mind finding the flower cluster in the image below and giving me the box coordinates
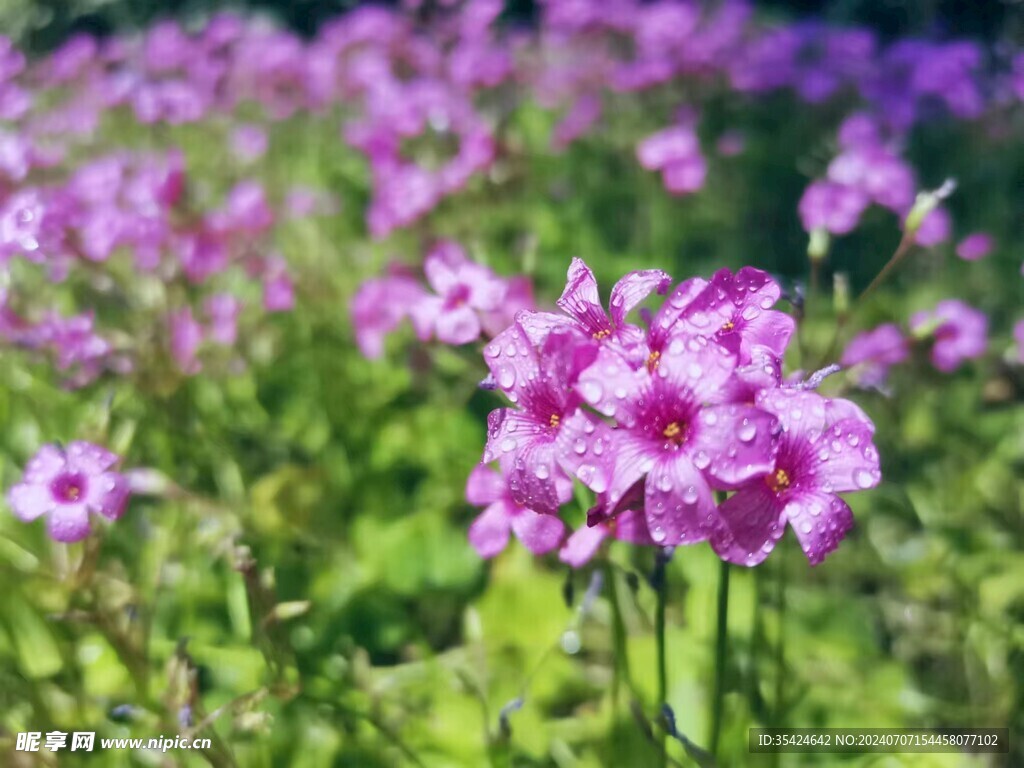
[469,259,882,567]
[0,148,296,385]
[841,298,988,388]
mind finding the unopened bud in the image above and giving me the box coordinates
[904,178,956,236]
[833,272,850,316]
[808,228,830,261]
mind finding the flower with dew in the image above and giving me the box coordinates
[466,464,566,559]
[574,333,779,545]
[520,257,671,364]
[711,388,880,566]
[7,442,130,542]
[419,241,508,345]
[482,321,612,514]
[909,299,987,373]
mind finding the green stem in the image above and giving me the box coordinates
[773,555,788,728]
[653,550,670,766]
[710,559,731,759]
[605,562,633,719]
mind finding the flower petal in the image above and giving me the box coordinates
[692,403,779,489]
[644,454,715,545]
[466,464,505,506]
[604,431,657,509]
[483,408,546,464]
[611,508,653,545]
[812,418,881,493]
[468,501,513,559]
[66,441,117,474]
[783,491,853,565]
[7,483,55,521]
[47,502,91,542]
[608,269,671,327]
[559,524,608,568]
[435,304,481,345]
[23,445,67,484]
[557,258,608,333]
[576,346,646,426]
[554,408,615,494]
[710,482,785,566]
[511,510,565,555]
[88,472,130,520]
[500,436,569,516]
[657,334,737,405]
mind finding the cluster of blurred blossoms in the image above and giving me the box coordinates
[467,259,881,568]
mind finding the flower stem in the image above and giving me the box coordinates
[652,549,671,766]
[709,559,731,759]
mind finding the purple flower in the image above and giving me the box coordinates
[798,180,869,235]
[841,323,909,388]
[351,269,433,359]
[230,124,268,163]
[711,389,880,566]
[170,307,203,374]
[466,464,565,559]
[911,207,951,247]
[205,294,241,346]
[558,509,653,568]
[672,267,795,364]
[420,242,507,345]
[576,335,779,545]
[482,321,610,514]
[955,232,993,261]
[637,124,706,195]
[522,258,670,363]
[7,442,130,542]
[910,299,987,372]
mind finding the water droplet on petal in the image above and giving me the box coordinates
[694,451,710,469]
[574,440,587,455]
[853,468,875,489]
[683,485,698,504]
[738,419,757,443]
[535,465,550,480]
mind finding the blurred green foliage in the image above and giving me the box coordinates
[0,15,1023,768]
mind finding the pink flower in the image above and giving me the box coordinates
[955,232,993,261]
[798,180,869,235]
[912,207,951,247]
[420,242,507,345]
[170,307,203,374]
[910,299,987,372]
[466,464,565,559]
[711,389,880,566]
[575,335,779,545]
[841,323,909,388]
[559,509,653,567]
[7,442,130,542]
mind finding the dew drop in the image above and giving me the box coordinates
[853,468,875,489]
[738,419,757,443]
[535,465,550,480]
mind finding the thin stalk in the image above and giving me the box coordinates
[652,549,671,767]
[709,559,731,759]
[773,554,788,727]
[605,562,633,719]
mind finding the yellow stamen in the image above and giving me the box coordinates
[592,328,612,340]
[766,468,790,493]
[663,422,682,439]
[721,320,735,332]
[549,413,561,428]
[647,350,661,371]
[67,486,80,500]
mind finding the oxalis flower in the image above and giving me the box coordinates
[482,321,612,515]
[710,389,880,566]
[575,334,779,545]
[7,442,130,542]
[466,464,566,559]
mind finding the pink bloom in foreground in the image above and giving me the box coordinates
[711,389,880,566]
[7,442,130,542]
